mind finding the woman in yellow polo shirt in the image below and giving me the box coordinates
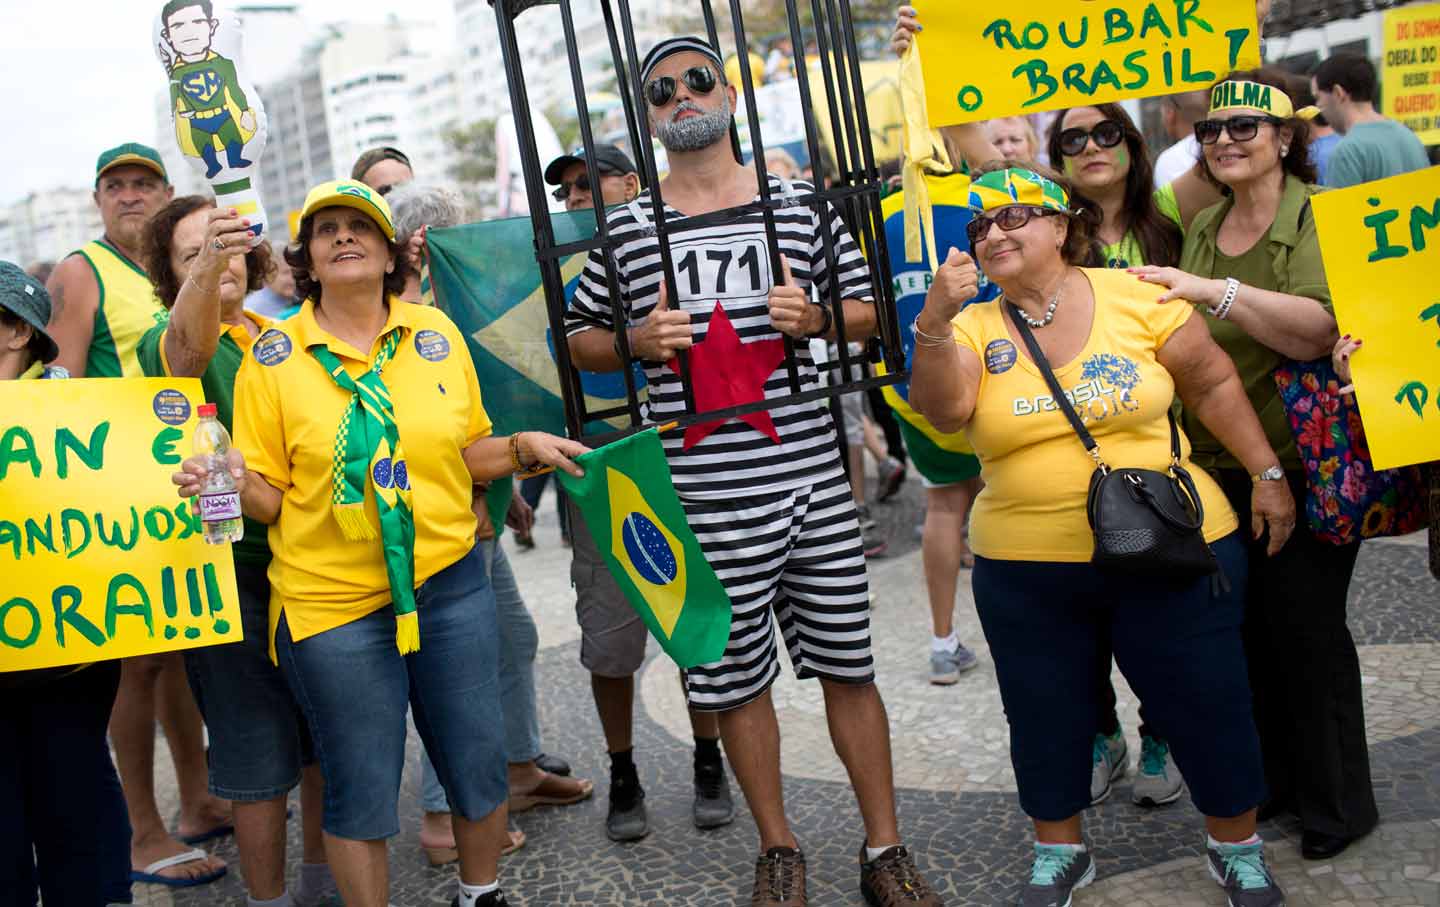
[909,166,1295,907]
[173,181,585,907]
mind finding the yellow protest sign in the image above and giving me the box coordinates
[916,0,1261,126]
[1312,166,1440,470]
[0,378,241,672]
[1383,3,1440,145]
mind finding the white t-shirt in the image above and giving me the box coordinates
[1152,135,1201,188]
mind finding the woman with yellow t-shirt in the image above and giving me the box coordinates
[173,180,586,907]
[909,166,1296,907]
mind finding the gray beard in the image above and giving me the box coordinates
[655,97,733,153]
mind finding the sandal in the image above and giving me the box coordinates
[421,828,526,866]
[508,772,594,813]
[131,848,227,888]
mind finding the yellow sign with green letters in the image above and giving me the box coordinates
[1311,166,1440,470]
[915,0,1261,126]
[0,378,241,672]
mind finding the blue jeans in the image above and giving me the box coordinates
[277,545,508,840]
[420,538,540,812]
[972,533,1266,822]
[0,660,133,906]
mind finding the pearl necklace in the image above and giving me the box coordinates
[1009,281,1063,329]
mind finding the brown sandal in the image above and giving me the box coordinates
[421,828,526,866]
[507,772,594,814]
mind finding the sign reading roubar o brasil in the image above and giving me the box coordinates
[1383,3,1440,145]
[0,378,241,672]
[916,0,1262,126]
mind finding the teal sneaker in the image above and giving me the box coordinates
[1016,843,1094,907]
[1132,735,1184,807]
[1206,838,1285,907]
[1089,730,1127,806]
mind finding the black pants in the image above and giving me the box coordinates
[0,660,132,906]
[1218,469,1378,838]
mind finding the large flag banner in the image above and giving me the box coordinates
[427,210,647,440]
[556,429,731,669]
[915,0,1260,126]
[877,172,998,465]
[1,378,242,672]
[1382,3,1440,145]
[1311,165,1440,470]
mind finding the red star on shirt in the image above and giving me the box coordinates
[667,302,787,451]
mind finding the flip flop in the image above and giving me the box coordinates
[508,772,594,813]
[178,822,234,846]
[421,827,526,866]
[131,848,227,887]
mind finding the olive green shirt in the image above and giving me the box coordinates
[1178,175,1332,472]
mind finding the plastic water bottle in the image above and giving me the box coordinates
[194,403,244,545]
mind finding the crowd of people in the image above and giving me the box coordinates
[3,6,1438,907]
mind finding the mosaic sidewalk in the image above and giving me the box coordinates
[144,473,1440,906]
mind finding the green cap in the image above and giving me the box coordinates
[95,143,168,187]
[0,262,60,363]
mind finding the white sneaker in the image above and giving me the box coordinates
[1089,730,1128,806]
[1132,735,1185,806]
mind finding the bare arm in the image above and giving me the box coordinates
[906,249,983,433]
[164,208,255,378]
[1157,313,1295,555]
[172,449,282,524]
[1170,165,1223,232]
[44,255,98,375]
[462,432,589,483]
[1131,267,1339,361]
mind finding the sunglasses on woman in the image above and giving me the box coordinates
[1193,115,1284,145]
[645,66,718,107]
[1056,119,1125,157]
[966,205,1059,247]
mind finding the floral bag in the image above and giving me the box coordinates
[1274,359,1428,545]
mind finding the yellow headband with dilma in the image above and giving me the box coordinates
[1209,80,1319,120]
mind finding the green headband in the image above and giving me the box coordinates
[968,167,1071,214]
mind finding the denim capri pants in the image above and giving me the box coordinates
[276,544,508,840]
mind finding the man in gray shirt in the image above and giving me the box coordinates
[1312,53,1431,188]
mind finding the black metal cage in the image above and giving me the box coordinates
[489,0,907,442]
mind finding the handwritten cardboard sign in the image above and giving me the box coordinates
[916,0,1261,126]
[1383,3,1440,145]
[0,378,241,672]
[1312,166,1440,470]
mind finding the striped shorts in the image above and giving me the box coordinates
[680,470,875,711]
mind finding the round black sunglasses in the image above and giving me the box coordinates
[645,66,718,107]
[1057,120,1125,157]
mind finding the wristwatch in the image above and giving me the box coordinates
[1251,465,1285,483]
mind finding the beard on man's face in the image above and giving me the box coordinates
[654,94,733,153]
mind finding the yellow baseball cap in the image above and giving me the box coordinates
[299,180,397,241]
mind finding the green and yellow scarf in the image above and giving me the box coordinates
[309,329,420,654]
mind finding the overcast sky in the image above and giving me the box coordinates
[0,0,455,207]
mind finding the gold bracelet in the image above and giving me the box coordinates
[187,275,219,295]
[508,433,525,472]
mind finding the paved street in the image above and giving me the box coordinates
[142,471,1440,906]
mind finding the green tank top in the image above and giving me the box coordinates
[72,240,166,378]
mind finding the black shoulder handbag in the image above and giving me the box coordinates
[1008,304,1219,579]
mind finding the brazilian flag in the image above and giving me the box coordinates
[427,210,649,533]
[556,429,731,669]
[877,172,1000,481]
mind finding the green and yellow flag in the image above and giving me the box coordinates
[556,429,731,669]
